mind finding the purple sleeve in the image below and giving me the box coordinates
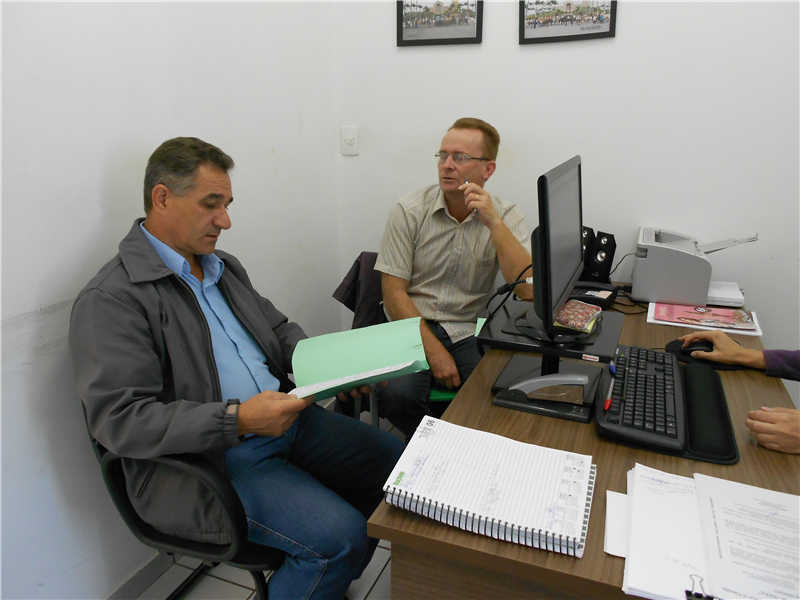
[763,349,800,382]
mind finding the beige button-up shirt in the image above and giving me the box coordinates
[376,185,529,344]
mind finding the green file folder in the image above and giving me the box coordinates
[291,317,429,400]
[476,318,486,336]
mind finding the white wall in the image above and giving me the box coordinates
[3,3,342,598]
[2,2,798,598]
[2,1,342,331]
[331,0,799,393]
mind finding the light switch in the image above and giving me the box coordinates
[341,125,359,156]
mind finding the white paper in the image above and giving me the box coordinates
[707,281,745,307]
[623,464,710,600]
[694,473,800,600]
[625,469,635,558]
[289,361,414,399]
[604,490,628,558]
[621,469,636,591]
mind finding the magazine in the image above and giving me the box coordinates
[647,302,762,337]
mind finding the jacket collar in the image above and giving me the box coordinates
[119,218,224,284]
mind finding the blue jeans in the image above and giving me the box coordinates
[225,404,405,600]
[376,322,483,440]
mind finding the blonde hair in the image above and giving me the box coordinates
[449,118,500,160]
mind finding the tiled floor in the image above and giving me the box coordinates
[136,540,392,600]
[136,407,401,600]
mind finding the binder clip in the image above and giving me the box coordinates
[685,574,716,600]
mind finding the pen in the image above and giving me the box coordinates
[603,362,616,411]
[465,179,477,214]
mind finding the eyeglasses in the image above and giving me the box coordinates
[435,152,491,165]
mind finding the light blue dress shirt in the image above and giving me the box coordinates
[140,224,280,404]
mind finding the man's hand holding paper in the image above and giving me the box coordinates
[237,391,314,437]
[335,384,374,404]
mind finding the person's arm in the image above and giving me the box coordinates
[71,282,311,457]
[461,182,533,299]
[746,407,800,454]
[678,330,767,369]
[70,288,238,458]
[679,331,800,454]
[762,349,800,382]
[382,273,461,388]
[375,201,461,388]
[488,220,533,300]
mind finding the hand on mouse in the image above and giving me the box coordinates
[678,330,767,369]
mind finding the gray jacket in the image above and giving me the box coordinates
[69,219,306,543]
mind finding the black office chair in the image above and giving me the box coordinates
[88,433,285,600]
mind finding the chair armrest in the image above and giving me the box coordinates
[99,449,248,562]
[155,453,249,542]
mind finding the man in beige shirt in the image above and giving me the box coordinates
[375,118,533,439]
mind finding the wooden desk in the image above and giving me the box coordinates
[368,312,799,599]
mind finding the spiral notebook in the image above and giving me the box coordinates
[382,417,597,557]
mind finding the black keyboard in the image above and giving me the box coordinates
[595,345,686,453]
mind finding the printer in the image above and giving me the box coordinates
[630,227,757,306]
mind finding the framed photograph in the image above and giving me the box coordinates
[519,1,616,45]
[398,1,483,47]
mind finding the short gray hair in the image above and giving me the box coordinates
[143,137,234,212]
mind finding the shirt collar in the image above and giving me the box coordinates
[139,222,224,284]
[433,187,449,214]
[434,186,478,223]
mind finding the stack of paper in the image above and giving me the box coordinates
[608,464,799,600]
[623,465,710,599]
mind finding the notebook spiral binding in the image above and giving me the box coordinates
[385,464,597,558]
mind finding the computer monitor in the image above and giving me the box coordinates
[480,154,625,421]
[520,155,586,343]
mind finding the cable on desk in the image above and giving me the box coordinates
[608,289,648,314]
[609,252,635,278]
[486,264,532,320]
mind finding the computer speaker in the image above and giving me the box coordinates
[581,230,616,284]
[581,227,595,264]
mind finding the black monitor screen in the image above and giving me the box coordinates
[529,155,584,340]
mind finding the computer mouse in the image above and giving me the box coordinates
[684,340,715,354]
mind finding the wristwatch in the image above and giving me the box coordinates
[224,399,242,446]
[226,399,241,417]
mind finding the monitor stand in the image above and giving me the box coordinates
[492,354,602,423]
[479,301,624,422]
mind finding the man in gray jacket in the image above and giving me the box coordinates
[69,137,404,600]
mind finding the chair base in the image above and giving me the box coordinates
[248,569,270,600]
[165,560,272,600]
[166,562,210,600]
